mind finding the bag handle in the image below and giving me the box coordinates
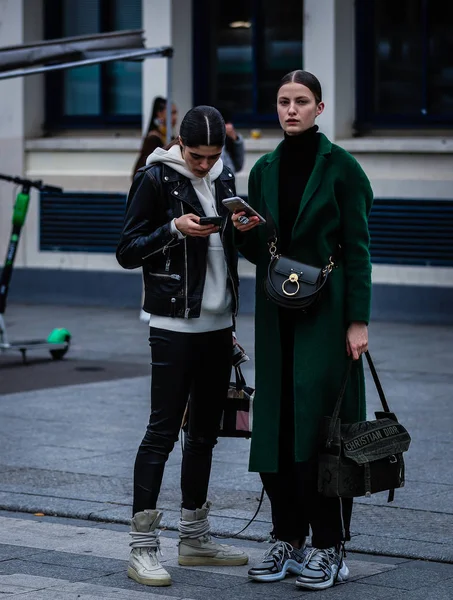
[326,351,391,447]
[364,351,390,412]
[234,364,247,390]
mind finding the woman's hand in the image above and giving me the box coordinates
[346,322,368,360]
[231,211,261,232]
[174,214,219,237]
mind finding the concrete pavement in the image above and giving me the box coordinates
[1,302,453,598]
[4,510,453,600]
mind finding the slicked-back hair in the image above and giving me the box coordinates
[179,105,226,148]
[278,70,322,104]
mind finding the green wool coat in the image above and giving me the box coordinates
[237,133,373,473]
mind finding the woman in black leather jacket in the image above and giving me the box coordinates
[116,106,247,588]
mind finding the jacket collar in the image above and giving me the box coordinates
[161,163,234,183]
[161,164,235,217]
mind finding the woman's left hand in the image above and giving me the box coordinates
[346,322,368,360]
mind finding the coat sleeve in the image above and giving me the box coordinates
[233,161,264,265]
[116,170,179,270]
[337,155,374,325]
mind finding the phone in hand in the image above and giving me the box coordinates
[221,196,266,224]
[199,215,223,227]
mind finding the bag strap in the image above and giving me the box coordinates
[265,206,336,269]
[326,351,391,447]
[265,207,277,244]
[364,351,390,412]
[234,365,246,390]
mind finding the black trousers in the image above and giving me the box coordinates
[133,326,232,515]
[260,310,352,549]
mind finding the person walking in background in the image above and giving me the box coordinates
[132,96,178,179]
[117,105,248,588]
[219,108,245,174]
[232,70,373,591]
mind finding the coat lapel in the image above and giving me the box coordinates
[261,142,283,237]
[292,133,332,237]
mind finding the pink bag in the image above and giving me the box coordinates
[218,366,254,438]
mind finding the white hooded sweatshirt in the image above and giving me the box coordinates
[145,144,232,333]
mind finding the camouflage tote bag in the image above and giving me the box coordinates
[318,352,411,502]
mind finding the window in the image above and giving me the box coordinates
[356,0,453,132]
[193,0,303,126]
[44,0,142,129]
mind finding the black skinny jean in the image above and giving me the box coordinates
[260,310,352,549]
[133,326,233,515]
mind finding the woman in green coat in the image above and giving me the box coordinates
[233,70,373,591]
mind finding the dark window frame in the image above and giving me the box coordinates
[355,0,453,134]
[44,0,141,131]
[192,0,302,128]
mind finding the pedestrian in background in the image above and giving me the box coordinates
[219,108,245,174]
[117,105,248,588]
[233,69,373,591]
[132,96,178,179]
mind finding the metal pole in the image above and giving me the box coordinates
[166,51,174,144]
[0,47,172,80]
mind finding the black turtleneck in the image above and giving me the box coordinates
[278,125,320,254]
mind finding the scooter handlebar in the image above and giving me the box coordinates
[41,184,63,194]
[0,174,63,194]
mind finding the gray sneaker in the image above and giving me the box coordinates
[295,546,349,590]
[248,540,308,582]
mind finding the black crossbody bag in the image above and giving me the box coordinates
[263,210,335,310]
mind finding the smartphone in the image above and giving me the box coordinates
[221,196,266,224]
[199,215,223,227]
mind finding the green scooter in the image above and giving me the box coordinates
[0,174,71,363]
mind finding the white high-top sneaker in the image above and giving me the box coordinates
[128,509,171,586]
[178,501,249,566]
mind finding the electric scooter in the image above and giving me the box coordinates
[0,174,71,364]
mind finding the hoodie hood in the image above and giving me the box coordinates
[146,144,224,183]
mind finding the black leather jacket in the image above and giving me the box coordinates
[116,162,239,319]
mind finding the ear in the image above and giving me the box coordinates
[316,102,325,117]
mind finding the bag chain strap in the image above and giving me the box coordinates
[268,234,335,274]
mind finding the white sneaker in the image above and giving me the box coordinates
[178,502,248,566]
[128,510,171,586]
[295,546,349,590]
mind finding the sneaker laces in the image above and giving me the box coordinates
[303,546,341,577]
[262,540,294,564]
[178,514,211,540]
[129,529,162,555]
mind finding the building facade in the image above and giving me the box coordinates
[0,0,452,322]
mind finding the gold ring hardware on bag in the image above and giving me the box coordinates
[282,272,300,296]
